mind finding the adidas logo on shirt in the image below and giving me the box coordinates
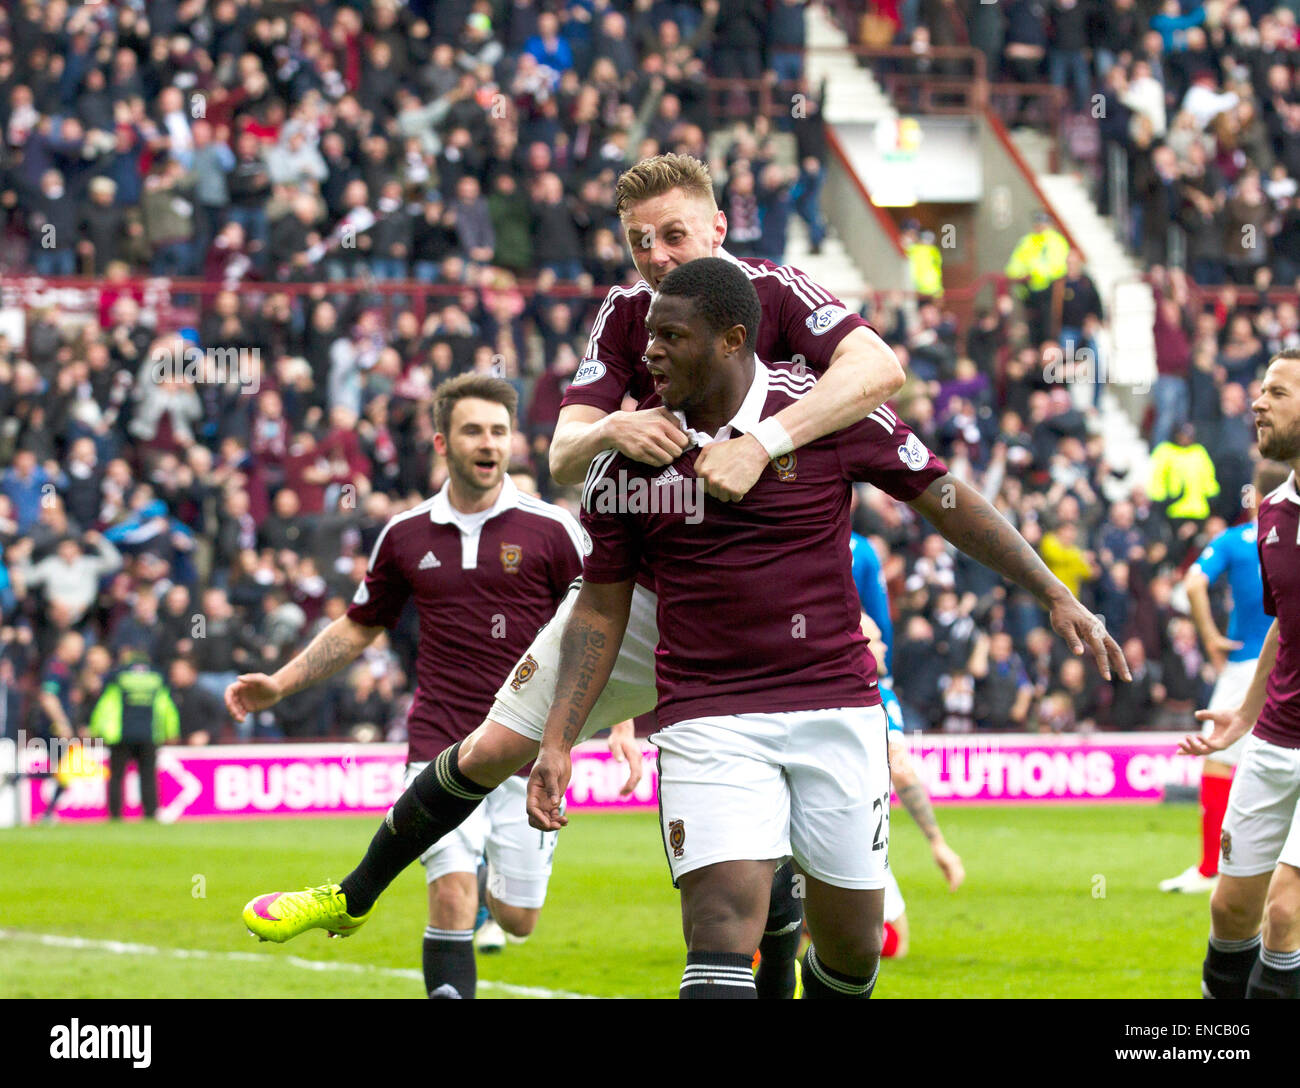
[1265,526,1280,545]
[418,551,441,570]
[654,465,684,486]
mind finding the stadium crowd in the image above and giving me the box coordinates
[0,0,1273,747]
[852,0,1300,287]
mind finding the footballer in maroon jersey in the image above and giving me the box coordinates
[1186,348,1300,1000]
[234,376,627,998]
[529,258,1127,999]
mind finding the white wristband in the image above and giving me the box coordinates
[749,416,794,459]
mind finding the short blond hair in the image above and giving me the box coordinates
[615,153,716,219]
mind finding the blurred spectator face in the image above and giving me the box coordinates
[170,658,197,688]
[56,538,81,565]
[455,176,480,204]
[56,632,85,664]
[526,142,552,173]
[258,390,283,420]
[905,616,933,642]
[70,437,96,466]
[1060,658,1085,690]
[86,645,111,676]
[12,449,36,478]
[344,180,368,208]
[203,587,232,618]
[311,302,337,330]
[273,490,300,518]
[990,633,1013,663]
[1026,627,1052,657]
[165,585,189,615]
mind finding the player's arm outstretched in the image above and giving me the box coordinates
[697,327,905,501]
[224,615,384,717]
[889,734,965,891]
[908,474,1131,682]
[526,577,634,830]
[1182,618,1280,756]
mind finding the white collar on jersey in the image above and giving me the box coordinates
[672,358,772,448]
[1267,472,1300,506]
[428,472,520,532]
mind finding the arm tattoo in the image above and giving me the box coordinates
[897,782,940,841]
[930,482,1058,605]
[282,631,361,696]
[554,614,613,747]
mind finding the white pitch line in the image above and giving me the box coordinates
[0,929,598,1000]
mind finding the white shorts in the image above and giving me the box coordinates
[490,580,659,743]
[402,767,559,909]
[882,868,905,924]
[651,705,891,890]
[1202,659,1260,767]
[1218,736,1300,878]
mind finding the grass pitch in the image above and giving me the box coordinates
[0,804,1211,998]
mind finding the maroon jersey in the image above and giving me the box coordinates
[562,249,872,413]
[348,476,583,761]
[1254,473,1300,748]
[580,360,948,728]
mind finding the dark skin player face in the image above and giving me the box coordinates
[644,293,751,436]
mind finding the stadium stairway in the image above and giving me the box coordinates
[805,3,899,127]
[781,3,896,308]
[783,217,869,313]
[1014,133,1156,491]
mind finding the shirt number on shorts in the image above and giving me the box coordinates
[872,793,890,852]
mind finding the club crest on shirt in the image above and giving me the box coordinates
[668,818,686,858]
[771,452,797,482]
[1220,828,1232,862]
[501,543,523,574]
[509,653,539,691]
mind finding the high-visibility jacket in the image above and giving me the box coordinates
[907,242,943,298]
[88,664,180,746]
[1148,440,1220,519]
[1005,227,1069,291]
[1039,532,1094,598]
